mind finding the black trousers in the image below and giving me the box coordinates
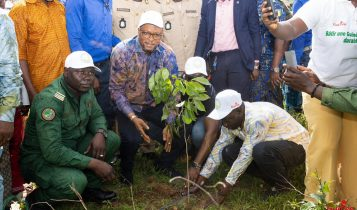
[117,104,185,181]
[208,49,251,101]
[222,140,305,188]
[95,59,116,128]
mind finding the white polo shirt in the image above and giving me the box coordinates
[295,0,357,88]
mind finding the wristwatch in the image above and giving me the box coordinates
[96,128,108,139]
[273,67,280,73]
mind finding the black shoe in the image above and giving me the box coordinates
[82,188,117,202]
[155,165,183,178]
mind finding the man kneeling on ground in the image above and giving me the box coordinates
[191,89,309,207]
[20,51,120,206]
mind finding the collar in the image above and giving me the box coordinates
[25,0,61,5]
[59,75,78,101]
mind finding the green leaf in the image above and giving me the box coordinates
[321,182,330,193]
[193,93,210,101]
[148,74,155,91]
[161,68,170,80]
[161,106,170,121]
[189,81,205,92]
[175,79,185,95]
[193,100,206,112]
[182,109,192,124]
[192,77,210,85]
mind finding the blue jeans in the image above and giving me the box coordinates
[191,117,206,149]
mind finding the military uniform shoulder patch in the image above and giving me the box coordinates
[41,108,56,121]
[54,92,65,101]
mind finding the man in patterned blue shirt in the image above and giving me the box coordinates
[110,10,184,185]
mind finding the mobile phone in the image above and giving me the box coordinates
[265,0,277,21]
[285,50,298,67]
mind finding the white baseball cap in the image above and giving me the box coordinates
[65,51,101,72]
[208,89,243,120]
[138,10,163,28]
[185,56,208,76]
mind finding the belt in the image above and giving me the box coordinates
[303,46,312,52]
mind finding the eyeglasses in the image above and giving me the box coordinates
[140,30,163,40]
[74,70,95,77]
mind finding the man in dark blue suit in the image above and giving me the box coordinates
[194,0,261,101]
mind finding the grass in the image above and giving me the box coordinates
[54,110,307,210]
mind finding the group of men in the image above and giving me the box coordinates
[1,0,357,209]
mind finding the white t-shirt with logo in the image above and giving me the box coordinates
[295,0,357,88]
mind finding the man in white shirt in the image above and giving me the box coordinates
[261,0,357,205]
[191,89,309,206]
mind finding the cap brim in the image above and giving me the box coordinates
[207,108,232,120]
[93,66,102,73]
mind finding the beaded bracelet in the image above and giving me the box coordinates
[311,83,321,98]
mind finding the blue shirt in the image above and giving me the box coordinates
[292,0,312,64]
[110,37,178,117]
[65,0,120,63]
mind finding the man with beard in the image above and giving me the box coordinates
[20,51,120,206]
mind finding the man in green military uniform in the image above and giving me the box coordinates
[20,51,120,205]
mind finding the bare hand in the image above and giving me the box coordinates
[282,65,316,94]
[163,125,172,152]
[85,133,106,160]
[270,71,283,88]
[132,117,151,143]
[0,121,14,146]
[87,159,115,182]
[187,166,200,183]
[261,1,279,31]
[93,77,100,95]
[182,175,207,195]
[250,68,259,81]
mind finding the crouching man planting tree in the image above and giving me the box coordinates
[190,89,310,207]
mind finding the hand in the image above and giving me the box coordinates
[261,1,279,31]
[282,65,316,94]
[132,117,151,143]
[0,121,14,146]
[85,133,106,160]
[187,166,200,183]
[270,71,283,88]
[163,125,172,152]
[93,77,100,95]
[87,158,115,182]
[295,65,322,84]
[182,175,207,196]
[250,68,259,81]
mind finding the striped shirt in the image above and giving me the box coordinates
[200,102,309,185]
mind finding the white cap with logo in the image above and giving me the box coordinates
[208,89,243,120]
[184,56,208,76]
[65,51,101,72]
[138,10,164,28]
